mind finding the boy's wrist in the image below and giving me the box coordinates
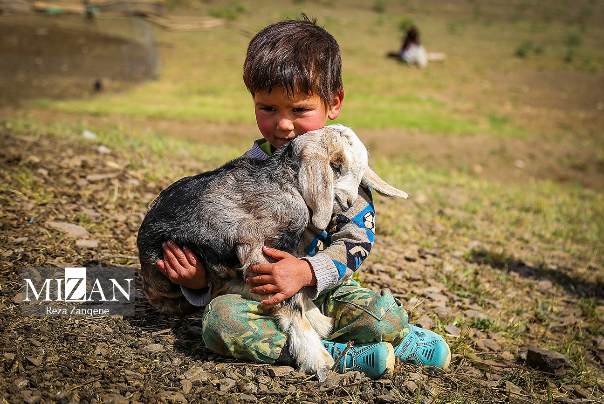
[304,259,317,287]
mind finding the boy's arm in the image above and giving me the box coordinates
[301,186,375,299]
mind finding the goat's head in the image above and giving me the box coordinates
[295,124,408,230]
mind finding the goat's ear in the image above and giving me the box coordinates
[298,143,335,231]
[362,166,409,199]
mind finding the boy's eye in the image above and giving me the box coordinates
[293,107,308,113]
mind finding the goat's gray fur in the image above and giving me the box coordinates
[137,124,408,373]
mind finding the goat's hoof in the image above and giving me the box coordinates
[299,350,334,374]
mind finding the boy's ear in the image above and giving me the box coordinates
[327,90,344,120]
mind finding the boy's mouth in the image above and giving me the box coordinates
[276,136,295,144]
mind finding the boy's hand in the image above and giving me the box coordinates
[157,241,207,290]
[246,246,317,306]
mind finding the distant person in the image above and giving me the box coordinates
[399,26,428,69]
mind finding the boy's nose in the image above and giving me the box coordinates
[277,117,294,131]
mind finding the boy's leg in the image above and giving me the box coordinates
[202,294,287,364]
[315,279,410,345]
[201,293,395,378]
[316,279,450,369]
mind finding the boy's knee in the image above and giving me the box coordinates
[201,294,287,363]
[202,294,247,335]
[367,313,409,343]
[201,294,255,356]
[331,290,409,343]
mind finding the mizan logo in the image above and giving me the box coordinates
[21,267,134,316]
[24,267,133,302]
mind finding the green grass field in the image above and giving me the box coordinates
[27,0,604,136]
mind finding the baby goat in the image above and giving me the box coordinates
[137,124,408,373]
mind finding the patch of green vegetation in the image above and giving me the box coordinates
[471,317,499,332]
[447,19,467,34]
[398,16,415,34]
[209,2,247,20]
[372,0,386,14]
[515,40,535,57]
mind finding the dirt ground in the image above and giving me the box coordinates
[1,125,603,404]
[0,14,158,107]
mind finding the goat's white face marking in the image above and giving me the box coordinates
[329,124,369,210]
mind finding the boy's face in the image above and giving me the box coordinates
[253,87,343,150]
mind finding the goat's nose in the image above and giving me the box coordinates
[345,196,353,210]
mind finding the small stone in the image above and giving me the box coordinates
[564,385,590,399]
[376,393,399,403]
[433,306,455,318]
[123,370,144,381]
[403,380,418,393]
[239,382,257,395]
[95,343,108,355]
[500,351,515,361]
[267,365,294,377]
[80,207,102,218]
[141,343,164,354]
[408,372,426,383]
[159,391,187,403]
[445,324,461,336]
[46,221,89,239]
[464,309,488,320]
[526,346,571,375]
[182,367,211,382]
[83,130,98,139]
[101,393,129,404]
[426,293,448,303]
[218,378,236,392]
[76,239,99,248]
[181,379,192,394]
[536,280,553,292]
[417,314,434,330]
[505,381,522,395]
[20,390,41,404]
[97,145,112,154]
[482,339,502,352]
[26,356,42,367]
[86,173,118,182]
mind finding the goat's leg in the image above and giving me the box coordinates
[302,295,333,339]
[235,240,334,373]
[275,294,334,373]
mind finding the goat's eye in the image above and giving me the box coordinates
[331,163,342,174]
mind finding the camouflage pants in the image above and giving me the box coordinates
[201,279,410,364]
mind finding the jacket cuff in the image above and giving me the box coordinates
[302,254,339,299]
[180,285,213,307]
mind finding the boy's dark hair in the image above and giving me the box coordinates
[243,15,342,107]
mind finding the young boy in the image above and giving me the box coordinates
[156,16,450,379]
